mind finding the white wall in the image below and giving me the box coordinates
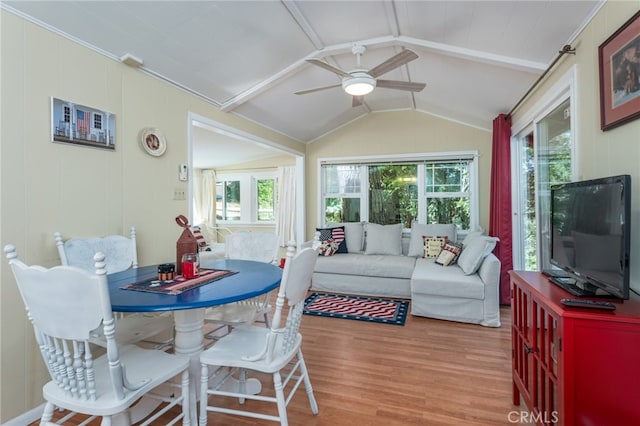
[0,10,303,422]
[304,110,493,239]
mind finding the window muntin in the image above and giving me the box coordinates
[320,154,477,230]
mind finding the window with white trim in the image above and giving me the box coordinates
[320,152,478,231]
[216,172,277,224]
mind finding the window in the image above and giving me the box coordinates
[216,172,277,224]
[514,100,573,271]
[256,178,275,222]
[216,180,241,221]
[320,153,478,230]
[63,106,70,123]
[425,162,470,229]
[93,113,102,130]
[323,165,362,224]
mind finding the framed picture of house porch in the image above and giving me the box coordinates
[599,10,640,131]
[51,97,116,150]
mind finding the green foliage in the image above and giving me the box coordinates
[368,165,417,227]
[257,179,275,221]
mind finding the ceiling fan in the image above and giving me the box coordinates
[295,45,426,107]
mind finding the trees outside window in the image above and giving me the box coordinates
[320,154,477,230]
[216,173,277,224]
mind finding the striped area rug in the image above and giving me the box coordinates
[303,292,408,326]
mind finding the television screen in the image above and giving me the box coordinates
[550,175,631,299]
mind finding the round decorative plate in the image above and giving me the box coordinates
[140,127,166,157]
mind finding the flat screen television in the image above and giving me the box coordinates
[549,174,631,299]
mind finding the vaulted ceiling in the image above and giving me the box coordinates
[4,0,602,145]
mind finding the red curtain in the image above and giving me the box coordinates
[489,114,513,305]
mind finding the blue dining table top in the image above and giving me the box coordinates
[108,259,282,312]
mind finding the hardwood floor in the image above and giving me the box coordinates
[32,303,518,425]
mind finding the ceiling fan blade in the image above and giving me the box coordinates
[369,49,419,78]
[294,83,342,95]
[352,96,364,107]
[306,59,350,77]
[376,79,426,92]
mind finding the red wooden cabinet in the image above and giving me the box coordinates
[510,271,640,425]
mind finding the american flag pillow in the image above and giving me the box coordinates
[316,226,348,254]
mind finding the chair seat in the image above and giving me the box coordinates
[89,313,174,347]
[43,344,189,416]
[201,325,301,373]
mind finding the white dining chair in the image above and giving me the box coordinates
[54,227,174,349]
[199,241,319,426]
[203,231,280,341]
[4,245,191,426]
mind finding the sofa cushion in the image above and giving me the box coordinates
[422,236,448,258]
[327,222,365,253]
[365,223,403,255]
[457,235,499,275]
[317,226,347,254]
[435,241,463,266]
[461,229,485,246]
[411,258,485,300]
[315,253,416,279]
[408,223,457,257]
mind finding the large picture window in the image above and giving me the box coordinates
[320,152,478,231]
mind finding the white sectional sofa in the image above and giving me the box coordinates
[310,222,501,327]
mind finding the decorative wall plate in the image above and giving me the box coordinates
[140,127,166,156]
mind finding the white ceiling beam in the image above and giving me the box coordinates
[220,35,545,112]
[281,0,324,50]
[385,0,400,38]
[396,36,547,74]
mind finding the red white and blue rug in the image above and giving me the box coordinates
[303,292,409,326]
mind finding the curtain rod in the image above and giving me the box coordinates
[507,44,575,118]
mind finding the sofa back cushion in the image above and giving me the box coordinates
[327,222,365,253]
[458,235,499,275]
[408,223,457,257]
[365,223,403,255]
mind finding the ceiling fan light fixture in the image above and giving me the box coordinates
[342,73,376,96]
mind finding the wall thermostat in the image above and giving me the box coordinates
[179,164,188,181]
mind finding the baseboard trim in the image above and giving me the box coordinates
[2,404,43,425]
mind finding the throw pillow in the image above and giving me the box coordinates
[461,229,485,246]
[457,235,499,275]
[191,226,208,248]
[364,223,403,255]
[316,226,347,255]
[408,223,457,257]
[318,240,340,257]
[327,221,365,253]
[435,241,464,266]
[422,236,448,259]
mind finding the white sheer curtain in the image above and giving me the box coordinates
[193,169,217,229]
[276,166,296,247]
